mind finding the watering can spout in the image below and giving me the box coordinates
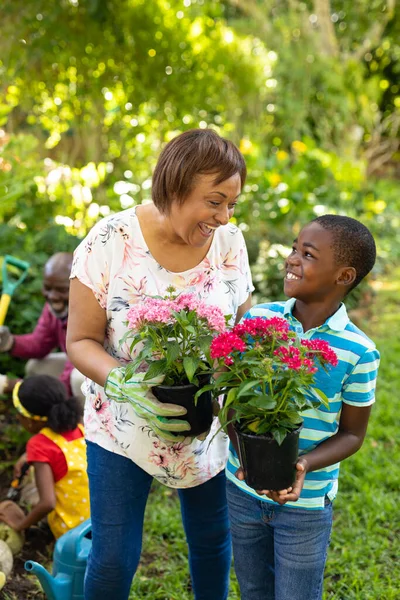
[25,560,72,600]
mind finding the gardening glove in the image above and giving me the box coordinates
[0,327,13,353]
[104,367,191,442]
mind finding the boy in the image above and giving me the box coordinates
[226,215,380,600]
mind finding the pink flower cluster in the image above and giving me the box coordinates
[127,293,226,333]
[127,297,175,329]
[301,339,339,367]
[273,345,317,373]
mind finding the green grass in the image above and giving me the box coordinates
[130,275,400,600]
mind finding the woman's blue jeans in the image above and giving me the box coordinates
[84,441,231,600]
[227,480,333,600]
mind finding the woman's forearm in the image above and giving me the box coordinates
[67,339,120,387]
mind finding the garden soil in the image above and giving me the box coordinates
[0,404,51,599]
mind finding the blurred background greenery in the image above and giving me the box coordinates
[1,0,399,377]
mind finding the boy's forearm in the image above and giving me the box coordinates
[302,403,372,473]
[300,430,365,473]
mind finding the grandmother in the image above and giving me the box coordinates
[66,128,253,600]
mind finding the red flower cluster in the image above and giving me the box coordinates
[233,316,290,340]
[210,316,338,376]
[210,331,247,360]
[273,345,317,373]
[301,338,339,367]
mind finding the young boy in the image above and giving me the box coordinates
[226,215,380,600]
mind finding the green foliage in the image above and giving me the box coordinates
[0,0,399,348]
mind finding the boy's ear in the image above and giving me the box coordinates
[336,267,356,288]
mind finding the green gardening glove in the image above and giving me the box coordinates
[104,367,190,442]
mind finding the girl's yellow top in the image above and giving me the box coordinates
[40,424,90,538]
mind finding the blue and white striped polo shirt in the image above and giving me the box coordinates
[226,298,380,510]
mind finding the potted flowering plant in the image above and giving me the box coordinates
[206,316,338,489]
[120,288,228,436]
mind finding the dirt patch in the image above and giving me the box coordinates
[0,405,53,599]
[1,522,54,599]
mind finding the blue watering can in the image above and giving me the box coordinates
[25,519,92,600]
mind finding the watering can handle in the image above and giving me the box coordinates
[60,519,92,559]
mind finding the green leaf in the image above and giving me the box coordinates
[310,387,330,409]
[125,361,141,380]
[198,335,213,356]
[272,427,287,446]
[194,383,215,401]
[247,395,277,410]
[237,380,261,398]
[143,359,168,381]
[224,387,238,407]
[183,356,200,383]
[166,342,181,365]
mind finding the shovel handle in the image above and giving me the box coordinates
[4,256,30,271]
[2,255,30,297]
[0,294,11,327]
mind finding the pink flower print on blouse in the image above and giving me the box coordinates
[166,442,190,460]
[115,228,148,278]
[120,274,149,305]
[94,266,110,307]
[91,394,114,434]
[148,440,172,468]
[175,456,198,480]
[219,249,240,272]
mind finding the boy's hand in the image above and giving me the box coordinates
[235,458,308,505]
[255,458,308,504]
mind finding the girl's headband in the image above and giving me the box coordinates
[12,381,48,422]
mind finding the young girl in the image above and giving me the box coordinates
[3,374,90,538]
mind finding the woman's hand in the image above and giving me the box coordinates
[105,367,191,442]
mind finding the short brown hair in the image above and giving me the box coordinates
[152,129,247,213]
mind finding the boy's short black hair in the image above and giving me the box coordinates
[312,214,376,290]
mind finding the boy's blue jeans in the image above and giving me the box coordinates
[227,480,333,600]
[84,441,231,600]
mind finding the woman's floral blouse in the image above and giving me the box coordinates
[70,206,253,488]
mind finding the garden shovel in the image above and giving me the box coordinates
[0,255,30,326]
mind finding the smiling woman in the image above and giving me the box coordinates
[66,128,254,600]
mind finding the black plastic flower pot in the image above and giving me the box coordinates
[151,376,213,437]
[234,425,302,491]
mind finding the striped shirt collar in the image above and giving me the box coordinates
[283,297,350,332]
